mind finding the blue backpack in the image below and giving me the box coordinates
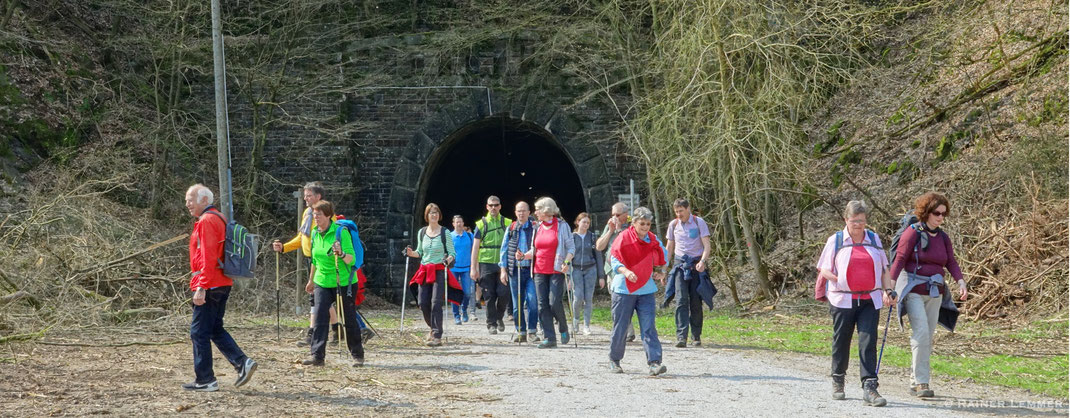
[334,219,365,295]
[206,210,258,280]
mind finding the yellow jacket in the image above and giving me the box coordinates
[282,208,338,257]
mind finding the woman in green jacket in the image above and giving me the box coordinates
[302,200,364,367]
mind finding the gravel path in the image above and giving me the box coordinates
[409,313,1066,417]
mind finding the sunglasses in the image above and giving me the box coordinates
[931,210,947,217]
[487,203,501,207]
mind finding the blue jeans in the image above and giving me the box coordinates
[191,286,247,384]
[535,273,569,342]
[609,292,662,364]
[571,266,598,327]
[451,270,474,316]
[509,267,538,332]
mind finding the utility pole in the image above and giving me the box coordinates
[211,0,233,220]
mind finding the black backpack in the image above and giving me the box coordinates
[888,212,929,265]
[419,227,454,267]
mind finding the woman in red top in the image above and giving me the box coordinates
[815,200,891,406]
[520,197,575,348]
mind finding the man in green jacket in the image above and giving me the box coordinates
[470,195,513,334]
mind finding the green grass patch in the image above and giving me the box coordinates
[591,307,1068,398]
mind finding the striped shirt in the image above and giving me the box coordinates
[417,226,456,265]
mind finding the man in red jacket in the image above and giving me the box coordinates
[183,184,257,392]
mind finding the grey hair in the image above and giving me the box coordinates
[612,201,629,213]
[632,206,654,222]
[534,197,560,216]
[844,200,868,219]
[187,184,214,205]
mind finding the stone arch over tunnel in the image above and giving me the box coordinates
[384,102,616,300]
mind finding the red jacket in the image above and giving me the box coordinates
[189,207,233,290]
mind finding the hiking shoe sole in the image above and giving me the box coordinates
[234,358,257,387]
[301,358,325,366]
[674,341,686,348]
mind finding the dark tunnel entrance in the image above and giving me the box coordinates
[417,117,586,232]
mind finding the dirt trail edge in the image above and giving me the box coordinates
[0,309,1064,417]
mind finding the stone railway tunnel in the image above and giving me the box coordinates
[235,45,645,302]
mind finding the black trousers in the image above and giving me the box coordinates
[418,269,446,339]
[830,298,879,384]
[673,266,704,342]
[311,285,364,360]
[478,263,508,328]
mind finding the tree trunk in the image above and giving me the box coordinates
[730,153,773,299]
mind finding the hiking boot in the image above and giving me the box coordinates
[352,357,365,367]
[561,332,570,345]
[182,380,218,392]
[831,374,846,400]
[528,333,541,343]
[909,383,934,397]
[454,316,462,325]
[497,322,505,332]
[583,326,592,336]
[537,340,557,349]
[234,358,257,387]
[691,338,701,347]
[296,328,313,347]
[626,334,636,342]
[361,328,374,344]
[488,326,498,335]
[329,324,340,344]
[427,338,442,347]
[862,379,886,407]
[609,361,623,374]
[462,312,470,322]
[648,362,667,376]
[675,340,687,348]
[512,333,527,343]
[301,357,324,366]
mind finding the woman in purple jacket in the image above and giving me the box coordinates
[889,192,968,398]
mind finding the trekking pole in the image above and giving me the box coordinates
[514,257,522,345]
[400,249,410,332]
[876,304,892,374]
[565,269,578,348]
[354,307,379,339]
[334,254,348,359]
[275,249,281,342]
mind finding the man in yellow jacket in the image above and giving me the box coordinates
[273,182,340,346]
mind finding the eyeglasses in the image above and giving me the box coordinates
[487,203,501,207]
[612,213,626,217]
[847,219,867,225]
[931,210,946,217]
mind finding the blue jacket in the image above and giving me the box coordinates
[662,254,717,309]
[894,272,959,332]
[499,219,534,269]
[450,230,474,273]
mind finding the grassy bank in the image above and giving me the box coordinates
[590,306,1068,398]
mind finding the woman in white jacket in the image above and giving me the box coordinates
[815,200,892,407]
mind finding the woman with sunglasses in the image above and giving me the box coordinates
[889,192,968,399]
